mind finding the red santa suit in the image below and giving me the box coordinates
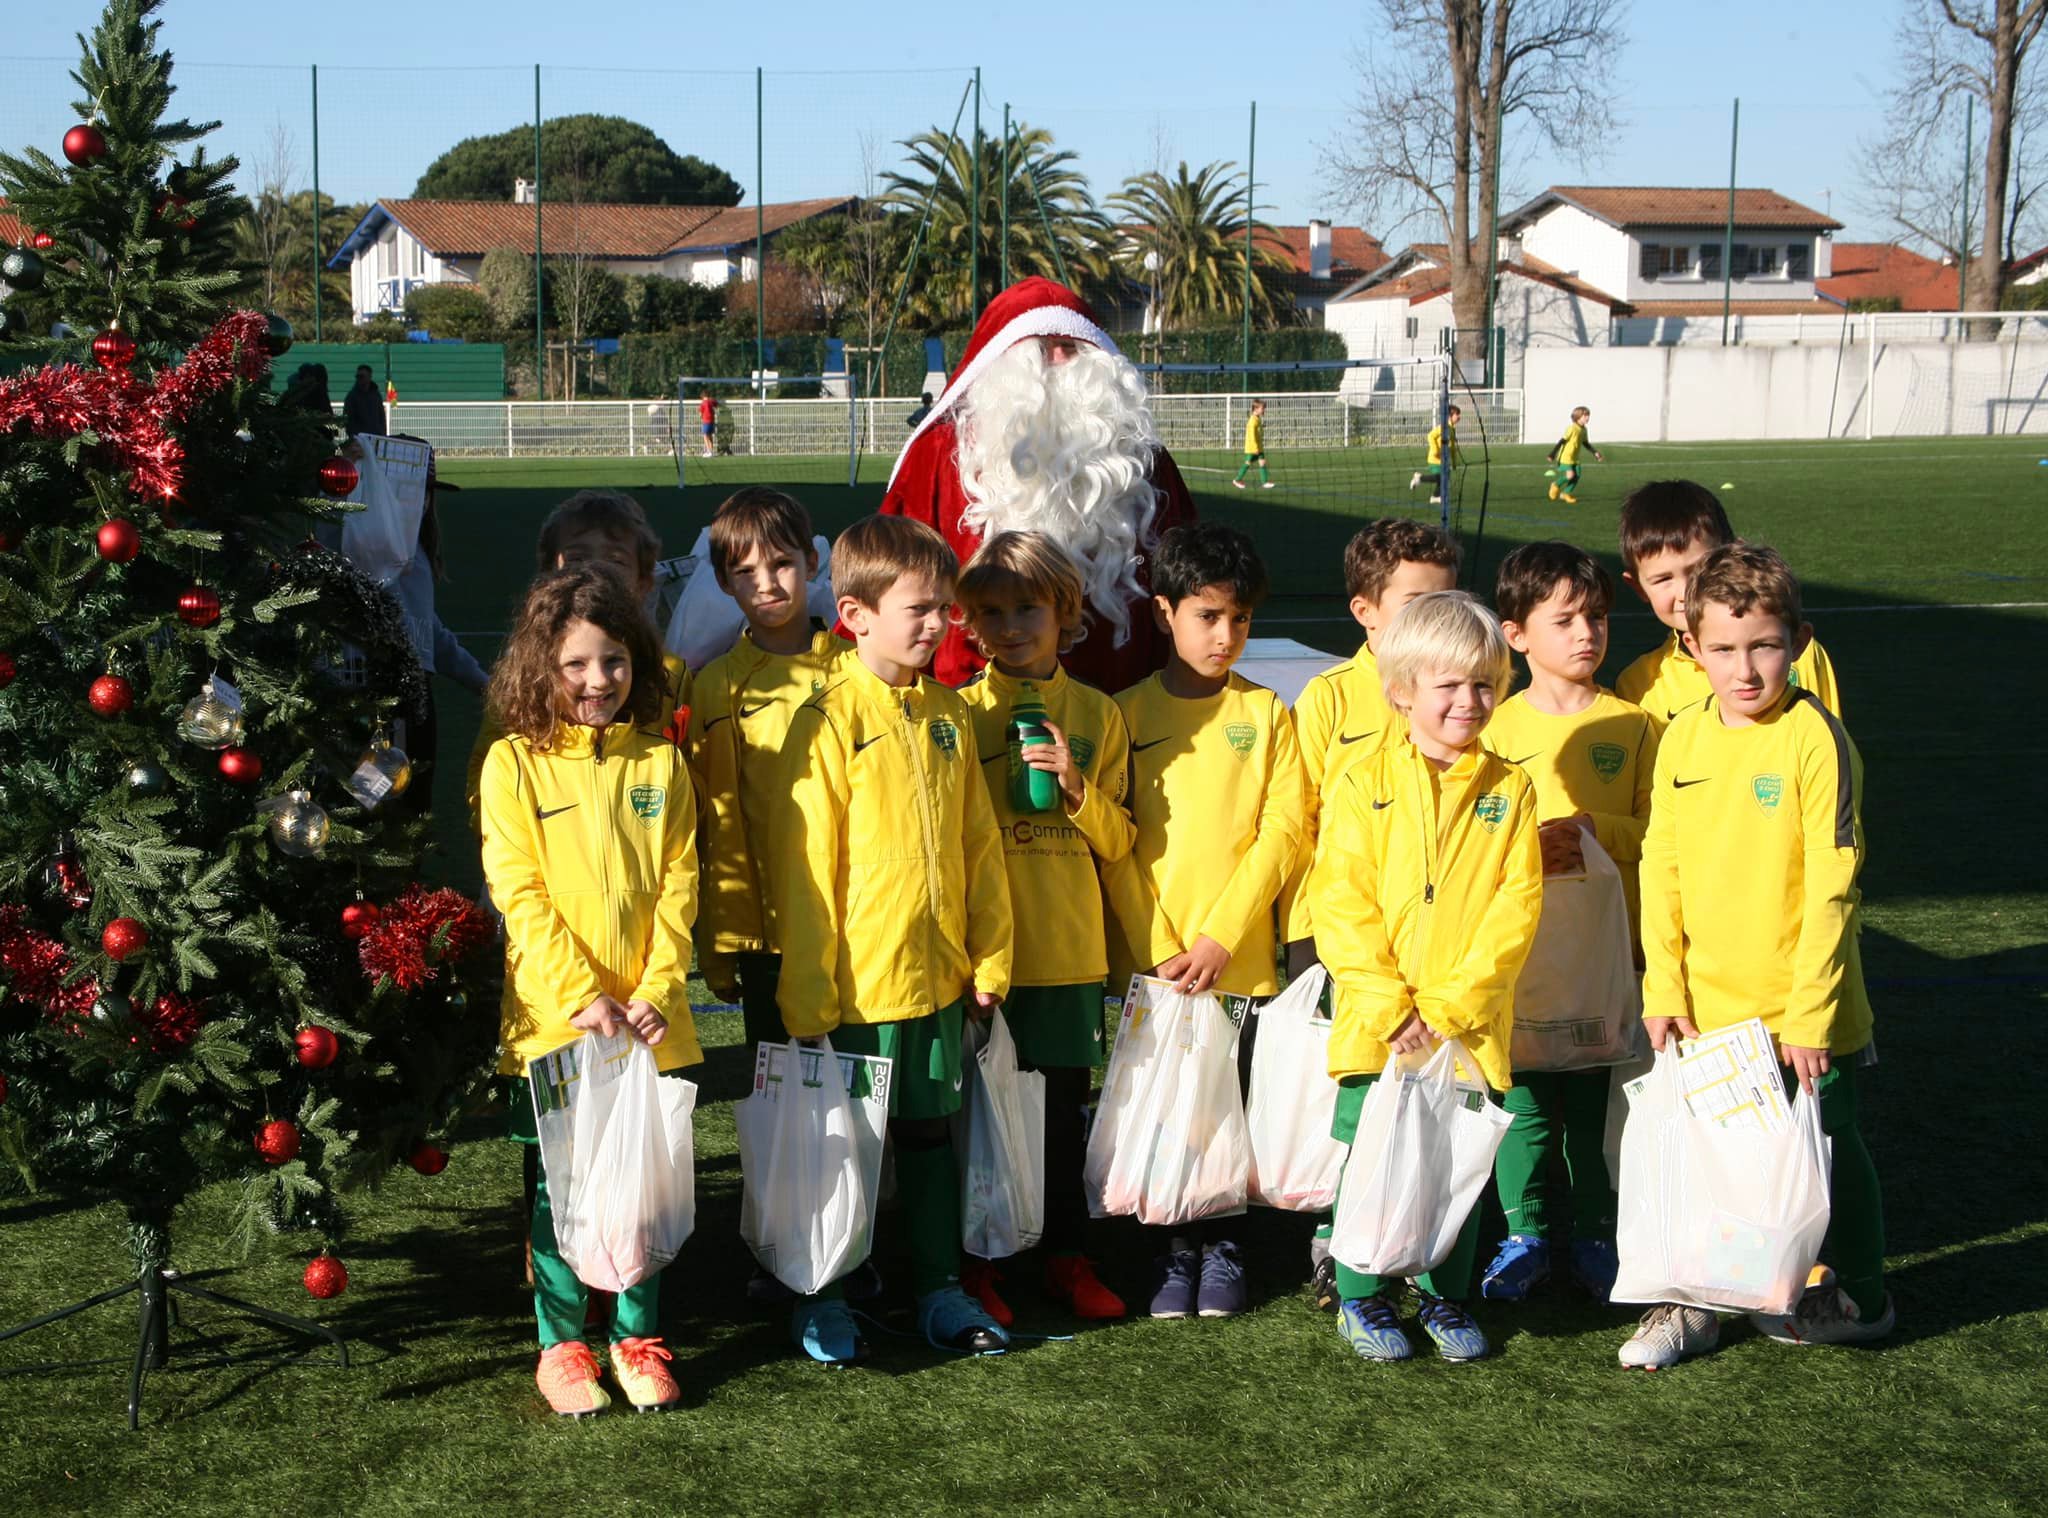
[880,278,1196,692]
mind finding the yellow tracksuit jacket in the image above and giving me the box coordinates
[959,664,1135,988]
[479,721,702,1075]
[467,651,692,836]
[1426,423,1460,468]
[1640,687,1872,1055]
[1281,640,1403,944]
[1483,689,1657,927]
[1617,629,1839,734]
[685,626,848,991]
[1308,739,1544,1091]
[1102,672,1305,998]
[771,655,1013,1037]
[1244,413,1266,455]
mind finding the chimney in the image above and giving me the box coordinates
[1309,219,1332,281]
[514,178,536,205]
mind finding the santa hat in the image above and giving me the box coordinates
[888,277,1121,486]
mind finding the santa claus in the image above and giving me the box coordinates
[880,277,1197,690]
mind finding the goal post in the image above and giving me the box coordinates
[674,373,863,491]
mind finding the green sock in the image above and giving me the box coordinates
[1234,462,1251,481]
[1258,464,1270,483]
[894,1139,964,1298]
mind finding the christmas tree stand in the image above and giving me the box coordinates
[0,1223,348,1429]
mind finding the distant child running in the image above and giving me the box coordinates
[479,566,702,1417]
[1234,399,1274,489]
[1546,406,1602,502]
[1409,404,1462,504]
[700,391,718,457]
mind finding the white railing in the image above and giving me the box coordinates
[1611,309,2048,347]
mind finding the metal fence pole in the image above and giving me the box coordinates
[756,67,766,400]
[970,67,981,325]
[1958,95,1975,316]
[310,65,322,340]
[534,66,544,400]
[1720,98,1738,346]
[1001,101,1011,291]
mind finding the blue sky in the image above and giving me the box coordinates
[3,1,1913,245]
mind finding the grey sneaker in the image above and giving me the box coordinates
[1618,1303,1720,1370]
[1751,1287,1895,1346]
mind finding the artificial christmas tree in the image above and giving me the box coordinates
[0,0,496,1427]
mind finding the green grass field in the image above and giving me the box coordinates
[3,438,2044,1515]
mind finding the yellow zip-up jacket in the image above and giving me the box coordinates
[1640,687,1872,1055]
[1281,640,1404,944]
[1552,421,1592,465]
[959,664,1135,988]
[1102,672,1305,998]
[771,655,1013,1037]
[479,722,702,1075]
[467,652,692,837]
[1309,739,1543,1091]
[686,626,848,983]
[1483,688,1657,929]
[1426,423,1460,468]
[1244,413,1265,455]
[1617,629,1839,734]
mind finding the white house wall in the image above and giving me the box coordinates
[1514,203,1628,303]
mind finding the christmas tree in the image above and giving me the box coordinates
[0,0,496,1303]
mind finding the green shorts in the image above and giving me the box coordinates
[1556,462,1581,486]
[1005,982,1107,1070]
[832,1000,965,1120]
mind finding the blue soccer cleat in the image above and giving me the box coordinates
[1570,1238,1620,1302]
[917,1284,1009,1353]
[1416,1293,1490,1361]
[1337,1294,1414,1362]
[1481,1234,1551,1301]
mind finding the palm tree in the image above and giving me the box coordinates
[1108,161,1293,332]
[879,122,1111,325]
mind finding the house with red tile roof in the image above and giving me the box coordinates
[327,188,856,323]
[1818,241,1962,310]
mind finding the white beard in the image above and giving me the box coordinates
[954,340,1162,648]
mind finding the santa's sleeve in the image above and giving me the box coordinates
[875,420,987,687]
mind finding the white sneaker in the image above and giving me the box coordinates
[1261,482,1276,489]
[1233,479,1246,489]
[1617,1303,1719,1370]
[1408,472,1422,489]
[1751,1286,1895,1346]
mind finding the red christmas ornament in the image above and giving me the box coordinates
[317,456,358,497]
[31,231,56,251]
[91,327,138,371]
[177,584,222,627]
[101,916,148,962]
[142,992,204,1053]
[254,1119,301,1166]
[217,745,262,785]
[339,900,381,940]
[0,651,13,689]
[88,673,133,716]
[407,1142,449,1176]
[96,518,141,562]
[62,122,108,168]
[152,191,197,231]
[294,1025,340,1069]
[303,1254,348,1299]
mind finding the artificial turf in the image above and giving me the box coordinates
[1,437,2043,1515]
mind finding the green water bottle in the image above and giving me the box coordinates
[1007,684,1060,814]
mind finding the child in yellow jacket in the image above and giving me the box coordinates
[1309,590,1542,1363]
[1101,522,1305,1321]
[771,515,1014,1363]
[957,531,1135,1325]
[478,566,701,1418]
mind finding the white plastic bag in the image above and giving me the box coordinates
[1330,1039,1514,1279]
[734,1037,891,1296]
[1246,966,1348,1212]
[339,435,428,588]
[529,1030,698,1294]
[664,527,837,669]
[1083,976,1251,1226]
[957,1011,1047,1259]
[1611,1049,1833,1314]
[1511,837,1644,1071]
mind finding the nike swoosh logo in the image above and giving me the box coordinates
[739,701,772,718]
[1132,737,1170,752]
[1371,798,1394,810]
[535,803,578,820]
[1338,730,1379,745]
[981,751,1004,766]
[1673,776,1712,788]
[1504,753,1541,767]
[701,714,732,732]
[853,733,885,755]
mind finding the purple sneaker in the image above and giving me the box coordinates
[1149,1245,1199,1319]
[1197,1241,1247,1318]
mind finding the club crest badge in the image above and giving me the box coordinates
[1474,792,1509,832]
[1069,734,1096,770]
[929,719,959,757]
[1751,774,1783,813]
[1589,742,1626,781]
[1224,722,1256,760]
[629,785,666,828]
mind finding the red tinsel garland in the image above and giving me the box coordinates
[356,886,492,992]
[140,991,205,1052]
[0,310,274,504]
[0,904,101,1022]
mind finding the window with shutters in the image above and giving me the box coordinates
[1786,242,1811,279]
[1639,243,1694,279]
[1744,244,1781,277]
[1699,243,1722,279]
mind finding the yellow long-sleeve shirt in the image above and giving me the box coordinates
[1617,628,1840,734]
[1552,421,1592,465]
[959,664,1135,988]
[1426,423,1460,468]
[467,651,692,837]
[686,626,848,971]
[1102,672,1305,998]
[479,721,702,1075]
[770,655,1013,1037]
[1308,740,1543,1091]
[1640,686,1872,1055]
[1245,412,1265,455]
[1483,689,1657,927]
[1281,640,1403,944]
